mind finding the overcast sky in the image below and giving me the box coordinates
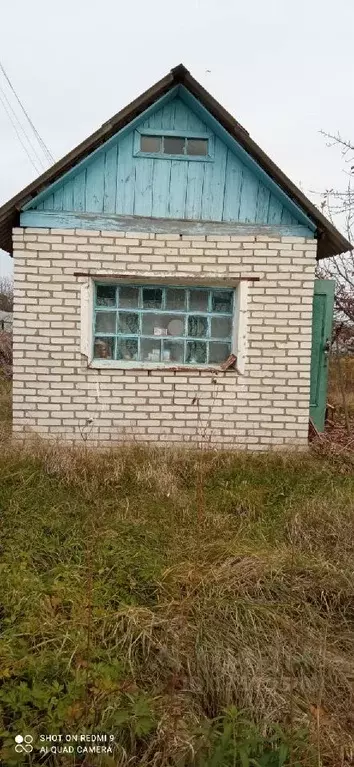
[1,0,353,277]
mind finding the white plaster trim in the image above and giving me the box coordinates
[88,361,228,372]
[80,281,91,357]
[83,276,241,372]
[235,280,248,374]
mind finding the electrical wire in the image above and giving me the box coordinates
[0,86,42,174]
[0,61,54,166]
[0,79,46,172]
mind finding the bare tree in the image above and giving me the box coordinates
[0,276,13,313]
[316,132,354,351]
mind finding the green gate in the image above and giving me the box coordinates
[310,279,335,431]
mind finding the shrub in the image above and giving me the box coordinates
[0,331,12,379]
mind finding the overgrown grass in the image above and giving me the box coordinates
[1,376,354,765]
[0,433,354,766]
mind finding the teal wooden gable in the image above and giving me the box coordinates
[22,86,315,233]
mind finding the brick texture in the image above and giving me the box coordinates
[12,228,317,450]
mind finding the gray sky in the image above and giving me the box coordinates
[1,0,353,277]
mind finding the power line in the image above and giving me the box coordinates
[0,78,46,172]
[0,61,54,166]
[0,61,55,173]
[0,78,46,173]
[0,85,43,174]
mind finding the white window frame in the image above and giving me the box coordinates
[80,277,248,373]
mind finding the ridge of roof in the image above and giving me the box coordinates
[0,63,351,259]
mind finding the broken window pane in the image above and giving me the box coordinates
[165,288,186,311]
[94,336,115,359]
[96,284,116,307]
[142,288,163,309]
[119,286,139,308]
[141,338,161,362]
[186,341,207,364]
[141,135,161,153]
[188,315,208,338]
[211,316,232,339]
[209,342,231,363]
[117,313,139,334]
[189,289,209,312]
[162,340,184,363]
[163,136,185,155]
[212,290,233,313]
[116,338,138,361]
[187,138,208,156]
[95,312,116,333]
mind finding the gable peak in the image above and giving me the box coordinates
[170,64,190,82]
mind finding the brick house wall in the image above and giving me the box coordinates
[12,226,317,450]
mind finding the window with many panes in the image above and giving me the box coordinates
[93,283,234,366]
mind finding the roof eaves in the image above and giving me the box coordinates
[0,68,177,251]
[0,63,352,260]
[179,70,352,259]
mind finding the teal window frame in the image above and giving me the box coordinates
[133,128,214,162]
[93,282,235,367]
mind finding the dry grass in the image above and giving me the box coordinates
[0,330,12,380]
[0,426,354,764]
[0,375,11,440]
[312,355,354,452]
[328,355,354,419]
[0,379,354,765]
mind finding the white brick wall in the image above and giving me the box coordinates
[12,227,317,450]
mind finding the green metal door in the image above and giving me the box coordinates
[310,279,335,431]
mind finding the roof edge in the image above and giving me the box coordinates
[178,70,351,259]
[0,63,351,259]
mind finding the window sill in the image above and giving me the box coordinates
[88,360,238,373]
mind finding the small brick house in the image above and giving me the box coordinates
[0,65,350,449]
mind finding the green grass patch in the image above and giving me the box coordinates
[0,439,353,766]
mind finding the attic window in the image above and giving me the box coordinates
[140,134,209,157]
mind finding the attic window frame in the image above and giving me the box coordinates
[133,128,214,162]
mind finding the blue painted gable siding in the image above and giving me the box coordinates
[28,93,308,228]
